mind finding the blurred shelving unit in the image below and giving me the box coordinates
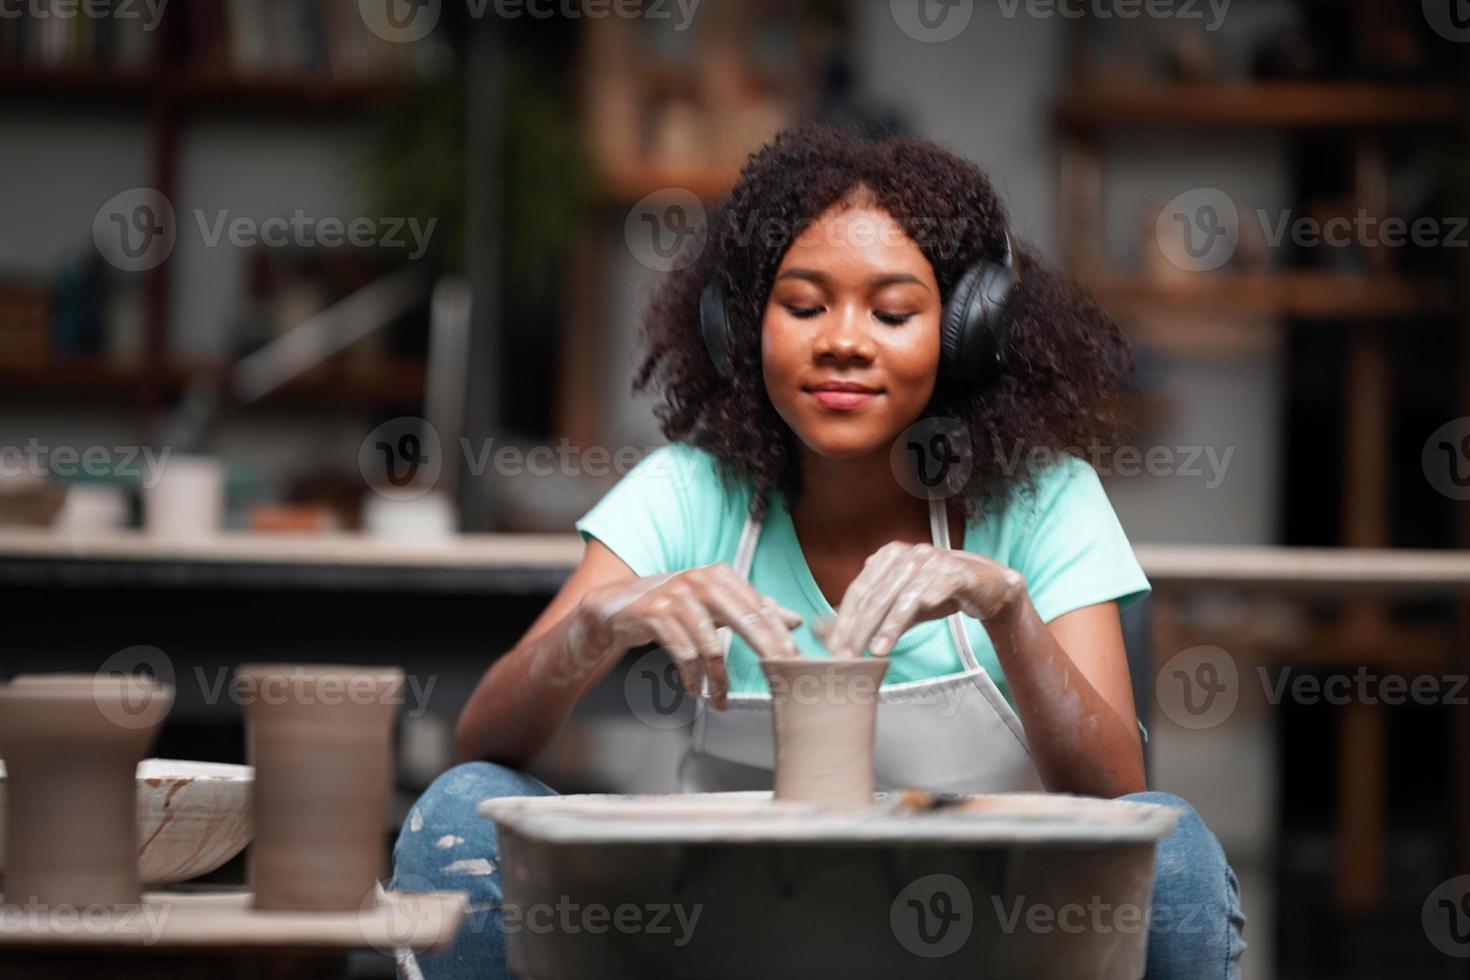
[0,356,427,409]
[0,3,438,419]
[1053,7,1470,950]
[557,5,838,451]
[1056,82,1463,130]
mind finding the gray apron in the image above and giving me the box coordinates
[677,496,1046,795]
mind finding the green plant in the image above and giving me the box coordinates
[362,61,594,297]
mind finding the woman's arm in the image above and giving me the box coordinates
[454,538,636,768]
[982,594,1146,797]
[819,543,1146,797]
[456,538,805,769]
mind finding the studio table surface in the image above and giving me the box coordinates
[4,529,1470,596]
[0,887,468,952]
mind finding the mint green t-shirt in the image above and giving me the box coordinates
[574,442,1150,709]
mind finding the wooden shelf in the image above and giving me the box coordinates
[597,159,740,203]
[0,66,425,109]
[1084,271,1456,320]
[1057,83,1463,131]
[0,357,427,407]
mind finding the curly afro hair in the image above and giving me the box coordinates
[631,123,1135,525]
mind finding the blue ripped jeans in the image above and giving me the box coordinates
[391,763,1246,980]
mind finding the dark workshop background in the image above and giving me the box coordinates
[2,2,1469,978]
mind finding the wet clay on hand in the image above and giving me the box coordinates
[235,664,404,912]
[0,674,172,909]
[762,657,889,809]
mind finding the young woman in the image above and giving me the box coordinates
[393,125,1246,979]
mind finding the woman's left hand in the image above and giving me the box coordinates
[817,542,1029,658]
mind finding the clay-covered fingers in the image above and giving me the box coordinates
[641,612,707,703]
[822,543,904,656]
[666,588,731,709]
[695,564,804,663]
[867,567,954,656]
[826,544,931,658]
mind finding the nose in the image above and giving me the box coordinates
[813,301,874,364]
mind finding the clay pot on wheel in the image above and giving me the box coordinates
[762,657,889,809]
[0,674,172,909]
[235,664,404,911]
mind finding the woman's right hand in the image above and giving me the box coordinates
[576,563,804,709]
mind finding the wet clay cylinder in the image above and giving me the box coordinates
[762,658,889,809]
[0,674,172,909]
[235,664,404,911]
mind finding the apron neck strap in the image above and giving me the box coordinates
[728,495,981,671]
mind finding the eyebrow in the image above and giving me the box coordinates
[775,268,932,292]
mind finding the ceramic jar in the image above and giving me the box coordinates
[762,658,889,809]
[235,664,404,911]
[0,674,172,908]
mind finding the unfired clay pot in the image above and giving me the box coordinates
[762,657,890,809]
[235,664,404,911]
[0,674,172,908]
[0,758,253,885]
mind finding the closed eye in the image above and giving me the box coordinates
[875,311,915,325]
[784,305,824,319]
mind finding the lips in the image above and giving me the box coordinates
[803,383,880,411]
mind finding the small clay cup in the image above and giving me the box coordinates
[0,673,172,909]
[235,664,404,911]
[762,657,890,809]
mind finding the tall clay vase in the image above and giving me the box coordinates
[0,674,172,908]
[236,664,404,911]
[762,657,890,809]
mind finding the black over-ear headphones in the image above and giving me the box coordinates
[699,230,1024,387]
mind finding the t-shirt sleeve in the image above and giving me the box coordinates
[573,443,714,578]
[1008,455,1151,624]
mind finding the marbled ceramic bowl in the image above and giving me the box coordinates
[0,758,252,885]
